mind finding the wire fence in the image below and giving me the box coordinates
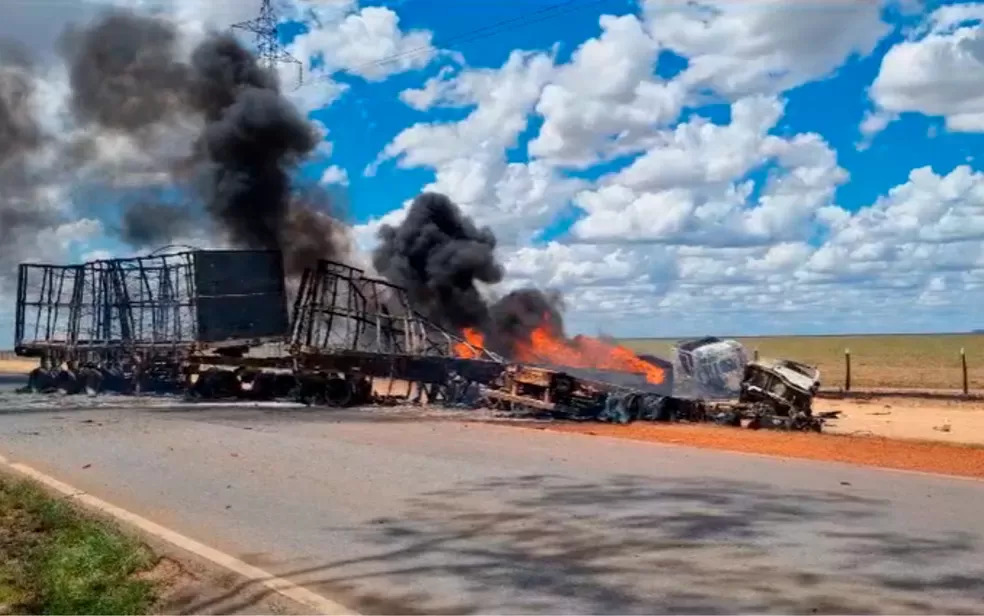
[622,337,984,396]
[822,347,976,395]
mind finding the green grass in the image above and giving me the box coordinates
[0,477,157,615]
[619,334,984,391]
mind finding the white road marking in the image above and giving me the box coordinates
[0,453,357,615]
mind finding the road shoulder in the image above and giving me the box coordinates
[0,456,353,615]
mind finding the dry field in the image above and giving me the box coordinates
[0,357,38,374]
[620,333,984,392]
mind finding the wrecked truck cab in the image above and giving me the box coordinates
[739,359,820,416]
[673,337,750,398]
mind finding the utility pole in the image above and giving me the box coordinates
[232,0,303,89]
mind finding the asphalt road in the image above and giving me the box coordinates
[0,393,983,614]
[0,374,24,387]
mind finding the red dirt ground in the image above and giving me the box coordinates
[490,420,984,480]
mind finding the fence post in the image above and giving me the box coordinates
[844,348,851,392]
[961,347,969,395]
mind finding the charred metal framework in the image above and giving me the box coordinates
[291,259,496,360]
[14,249,290,363]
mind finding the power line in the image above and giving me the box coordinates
[301,0,618,86]
[232,0,304,89]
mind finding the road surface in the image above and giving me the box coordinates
[0,392,982,614]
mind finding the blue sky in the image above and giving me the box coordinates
[284,0,984,337]
[3,0,984,346]
[311,0,980,229]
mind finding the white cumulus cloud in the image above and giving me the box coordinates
[870,3,984,134]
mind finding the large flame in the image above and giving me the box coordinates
[454,328,486,359]
[453,321,665,385]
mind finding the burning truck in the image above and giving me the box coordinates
[11,246,827,431]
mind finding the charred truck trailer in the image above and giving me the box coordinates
[13,249,498,402]
[14,249,291,394]
[189,256,502,404]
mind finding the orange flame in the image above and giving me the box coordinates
[453,319,665,385]
[454,328,486,359]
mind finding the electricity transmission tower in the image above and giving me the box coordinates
[232,0,303,89]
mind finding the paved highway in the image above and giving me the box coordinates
[0,393,982,614]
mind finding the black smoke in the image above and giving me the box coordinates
[192,36,318,262]
[118,199,194,247]
[488,287,565,346]
[0,43,41,160]
[0,42,55,280]
[373,192,566,357]
[59,11,190,133]
[373,192,504,330]
[54,9,350,275]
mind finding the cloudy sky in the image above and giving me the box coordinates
[2,0,983,346]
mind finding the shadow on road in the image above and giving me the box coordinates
[173,474,984,615]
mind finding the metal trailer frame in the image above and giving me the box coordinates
[289,259,497,359]
[279,259,504,393]
[13,249,291,389]
[182,257,507,404]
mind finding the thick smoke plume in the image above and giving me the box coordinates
[373,192,565,357]
[59,11,190,133]
[118,199,194,247]
[0,42,55,280]
[53,9,351,275]
[373,192,504,330]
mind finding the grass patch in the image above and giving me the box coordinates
[0,476,157,615]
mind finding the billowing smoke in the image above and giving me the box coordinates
[59,11,190,133]
[373,192,565,357]
[118,199,194,247]
[0,42,55,280]
[281,183,353,275]
[488,288,565,346]
[52,9,351,275]
[373,192,505,330]
[192,34,319,265]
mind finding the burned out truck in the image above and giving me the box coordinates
[739,358,823,430]
[672,336,751,398]
[11,246,828,430]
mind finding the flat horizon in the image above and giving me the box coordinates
[616,332,984,340]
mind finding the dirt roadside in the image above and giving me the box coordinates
[0,359,37,374]
[490,395,984,480]
[817,395,984,446]
[498,420,984,479]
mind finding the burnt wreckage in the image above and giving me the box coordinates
[12,249,829,431]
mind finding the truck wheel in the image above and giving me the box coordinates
[79,368,103,396]
[324,377,353,407]
[55,370,82,395]
[27,368,55,393]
